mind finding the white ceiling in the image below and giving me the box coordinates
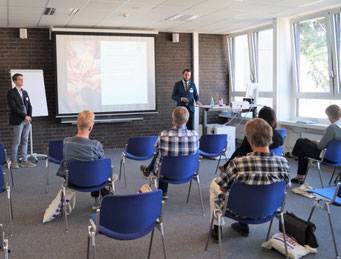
[0,0,340,34]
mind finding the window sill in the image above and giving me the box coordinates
[279,120,328,132]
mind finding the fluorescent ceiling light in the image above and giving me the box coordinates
[44,7,56,15]
[68,8,80,16]
[185,15,200,22]
[299,0,325,7]
[165,14,183,21]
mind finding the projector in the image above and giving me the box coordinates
[231,101,250,110]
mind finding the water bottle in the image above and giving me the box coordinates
[210,97,214,107]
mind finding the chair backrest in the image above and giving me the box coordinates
[277,129,287,142]
[0,142,6,165]
[0,167,5,193]
[68,158,111,187]
[100,190,162,234]
[126,136,157,157]
[199,134,227,154]
[270,146,284,156]
[324,140,341,163]
[227,181,286,219]
[160,153,199,180]
[49,140,64,161]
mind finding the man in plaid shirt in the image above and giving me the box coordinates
[140,106,199,199]
[210,118,290,241]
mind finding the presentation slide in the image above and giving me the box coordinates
[55,34,156,115]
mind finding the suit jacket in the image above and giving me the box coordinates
[7,87,32,125]
[171,80,200,112]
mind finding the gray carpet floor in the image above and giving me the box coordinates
[0,149,340,259]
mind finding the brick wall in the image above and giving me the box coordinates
[0,29,228,154]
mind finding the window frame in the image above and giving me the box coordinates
[291,9,341,123]
[228,24,275,108]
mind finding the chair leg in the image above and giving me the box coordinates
[317,163,324,188]
[205,213,215,251]
[159,223,167,259]
[215,155,222,175]
[63,187,68,232]
[195,175,205,216]
[279,212,289,259]
[119,157,123,181]
[91,230,97,259]
[266,218,274,241]
[7,189,13,236]
[148,229,155,259]
[87,226,91,259]
[307,204,316,222]
[186,180,192,205]
[329,168,337,186]
[4,239,8,259]
[326,204,339,258]
[218,215,222,259]
[45,159,49,194]
[7,162,14,188]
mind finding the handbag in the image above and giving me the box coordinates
[279,212,318,248]
[43,189,76,223]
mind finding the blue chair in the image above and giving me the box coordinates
[307,182,341,258]
[0,142,13,188]
[45,140,63,193]
[0,224,9,259]
[63,158,116,232]
[199,134,228,174]
[87,190,166,259]
[205,181,289,259]
[156,153,204,215]
[0,167,13,236]
[270,128,287,156]
[306,140,341,188]
[119,136,157,187]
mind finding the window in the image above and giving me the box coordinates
[293,12,341,121]
[258,29,273,92]
[234,35,250,91]
[229,28,274,109]
[295,17,330,93]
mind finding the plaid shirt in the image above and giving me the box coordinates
[216,152,290,190]
[153,126,199,174]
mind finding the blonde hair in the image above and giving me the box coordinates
[77,110,94,131]
[245,118,273,147]
[325,105,341,120]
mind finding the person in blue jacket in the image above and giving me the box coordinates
[171,69,202,130]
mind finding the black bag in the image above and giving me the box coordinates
[279,212,319,248]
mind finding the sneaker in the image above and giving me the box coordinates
[162,193,168,201]
[11,160,19,169]
[21,160,36,168]
[211,225,222,243]
[140,165,150,178]
[231,223,249,237]
[92,197,101,210]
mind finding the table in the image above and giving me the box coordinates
[199,105,258,135]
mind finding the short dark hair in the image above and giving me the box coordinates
[258,106,278,129]
[12,73,23,82]
[182,69,191,74]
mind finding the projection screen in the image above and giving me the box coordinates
[55,34,156,115]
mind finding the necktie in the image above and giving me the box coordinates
[185,82,188,91]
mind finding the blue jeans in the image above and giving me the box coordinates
[12,121,31,162]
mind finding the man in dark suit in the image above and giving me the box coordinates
[171,69,202,130]
[7,73,35,168]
